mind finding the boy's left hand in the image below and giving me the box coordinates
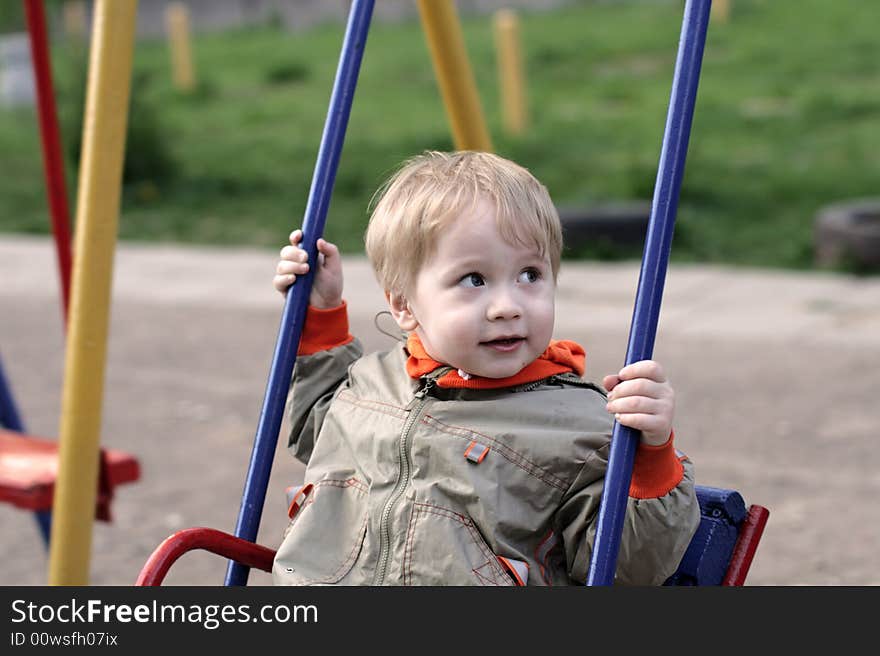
[603,360,674,447]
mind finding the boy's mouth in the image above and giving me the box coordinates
[481,336,525,352]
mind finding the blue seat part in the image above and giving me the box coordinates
[664,485,747,586]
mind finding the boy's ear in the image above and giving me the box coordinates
[386,290,418,331]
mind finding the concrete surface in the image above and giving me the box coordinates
[1,234,878,586]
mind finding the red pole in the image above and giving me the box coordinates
[722,505,770,586]
[136,528,276,586]
[24,0,74,322]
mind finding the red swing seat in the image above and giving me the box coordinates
[0,429,140,521]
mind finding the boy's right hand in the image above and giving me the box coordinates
[273,229,344,309]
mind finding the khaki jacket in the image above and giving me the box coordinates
[273,339,700,586]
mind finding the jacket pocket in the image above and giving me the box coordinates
[403,501,514,586]
[273,477,369,585]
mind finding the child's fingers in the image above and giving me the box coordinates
[316,239,341,271]
[276,259,309,276]
[606,377,669,402]
[612,412,658,429]
[606,395,665,417]
[602,374,620,392]
[612,412,668,436]
[273,273,296,293]
[281,236,338,264]
[616,360,667,383]
[280,244,309,263]
[316,238,339,258]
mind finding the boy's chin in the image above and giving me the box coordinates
[466,361,530,380]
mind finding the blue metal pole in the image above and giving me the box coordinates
[0,355,24,432]
[586,0,711,586]
[0,352,52,542]
[224,0,375,586]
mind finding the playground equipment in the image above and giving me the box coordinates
[493,9,528,137]
[137,0,769,587]
[23,0,73,321]
[417,0,492,151]
[0,0,140,584]
[588,0,712,584]
[47,0,139,587]
[165,2,196,93]
[0,429,139,523]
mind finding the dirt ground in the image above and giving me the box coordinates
[1,235,878,585]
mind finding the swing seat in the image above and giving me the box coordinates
[0,429,140,521]
[135,485,768,586]
[664,486,769,586]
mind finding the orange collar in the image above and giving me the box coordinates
[405,333,586,389]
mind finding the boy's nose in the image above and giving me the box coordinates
[487,290,522,321]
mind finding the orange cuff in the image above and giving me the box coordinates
[297,301,355,355]
[628,430,685,499]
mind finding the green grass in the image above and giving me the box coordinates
[1,0,879,271]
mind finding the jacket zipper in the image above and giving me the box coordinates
[514,374,606,395]
[372,368,449,585]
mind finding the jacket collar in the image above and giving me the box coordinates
[405,333,586,389]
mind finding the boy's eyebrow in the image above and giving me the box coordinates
[440,252,549,276]
[439,258,484,275]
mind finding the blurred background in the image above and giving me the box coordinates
[1,0,878,271]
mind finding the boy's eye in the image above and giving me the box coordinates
[459,273,485,288]
[518,268,541,283]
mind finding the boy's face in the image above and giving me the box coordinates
[391,198,556,378]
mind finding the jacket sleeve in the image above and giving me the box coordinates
[285,303,363,465]
[555,436,701,585]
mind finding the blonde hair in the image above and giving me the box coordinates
[364,151,562,294]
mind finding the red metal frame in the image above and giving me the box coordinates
[24,0,74,320]
[722,504,770,586]
[135,528,276,586]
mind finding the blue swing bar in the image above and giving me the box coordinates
[0,355,24,434]
[587,0,712,586]
[225,0,375,586]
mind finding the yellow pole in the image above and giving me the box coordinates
[493,9,528,137]
[48,0,137,586]
[165,2,196,92]
[417,0,493,152]
[711,0,731,24]
[62,1,88,41]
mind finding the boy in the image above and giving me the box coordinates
[272,151,699,586]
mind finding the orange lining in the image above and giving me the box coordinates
[286,483,313,519]
[463,440,489,464]
[405,332,586,389]
[628,430,685,499]
[297,301,355,355]
[497,556,528,586]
